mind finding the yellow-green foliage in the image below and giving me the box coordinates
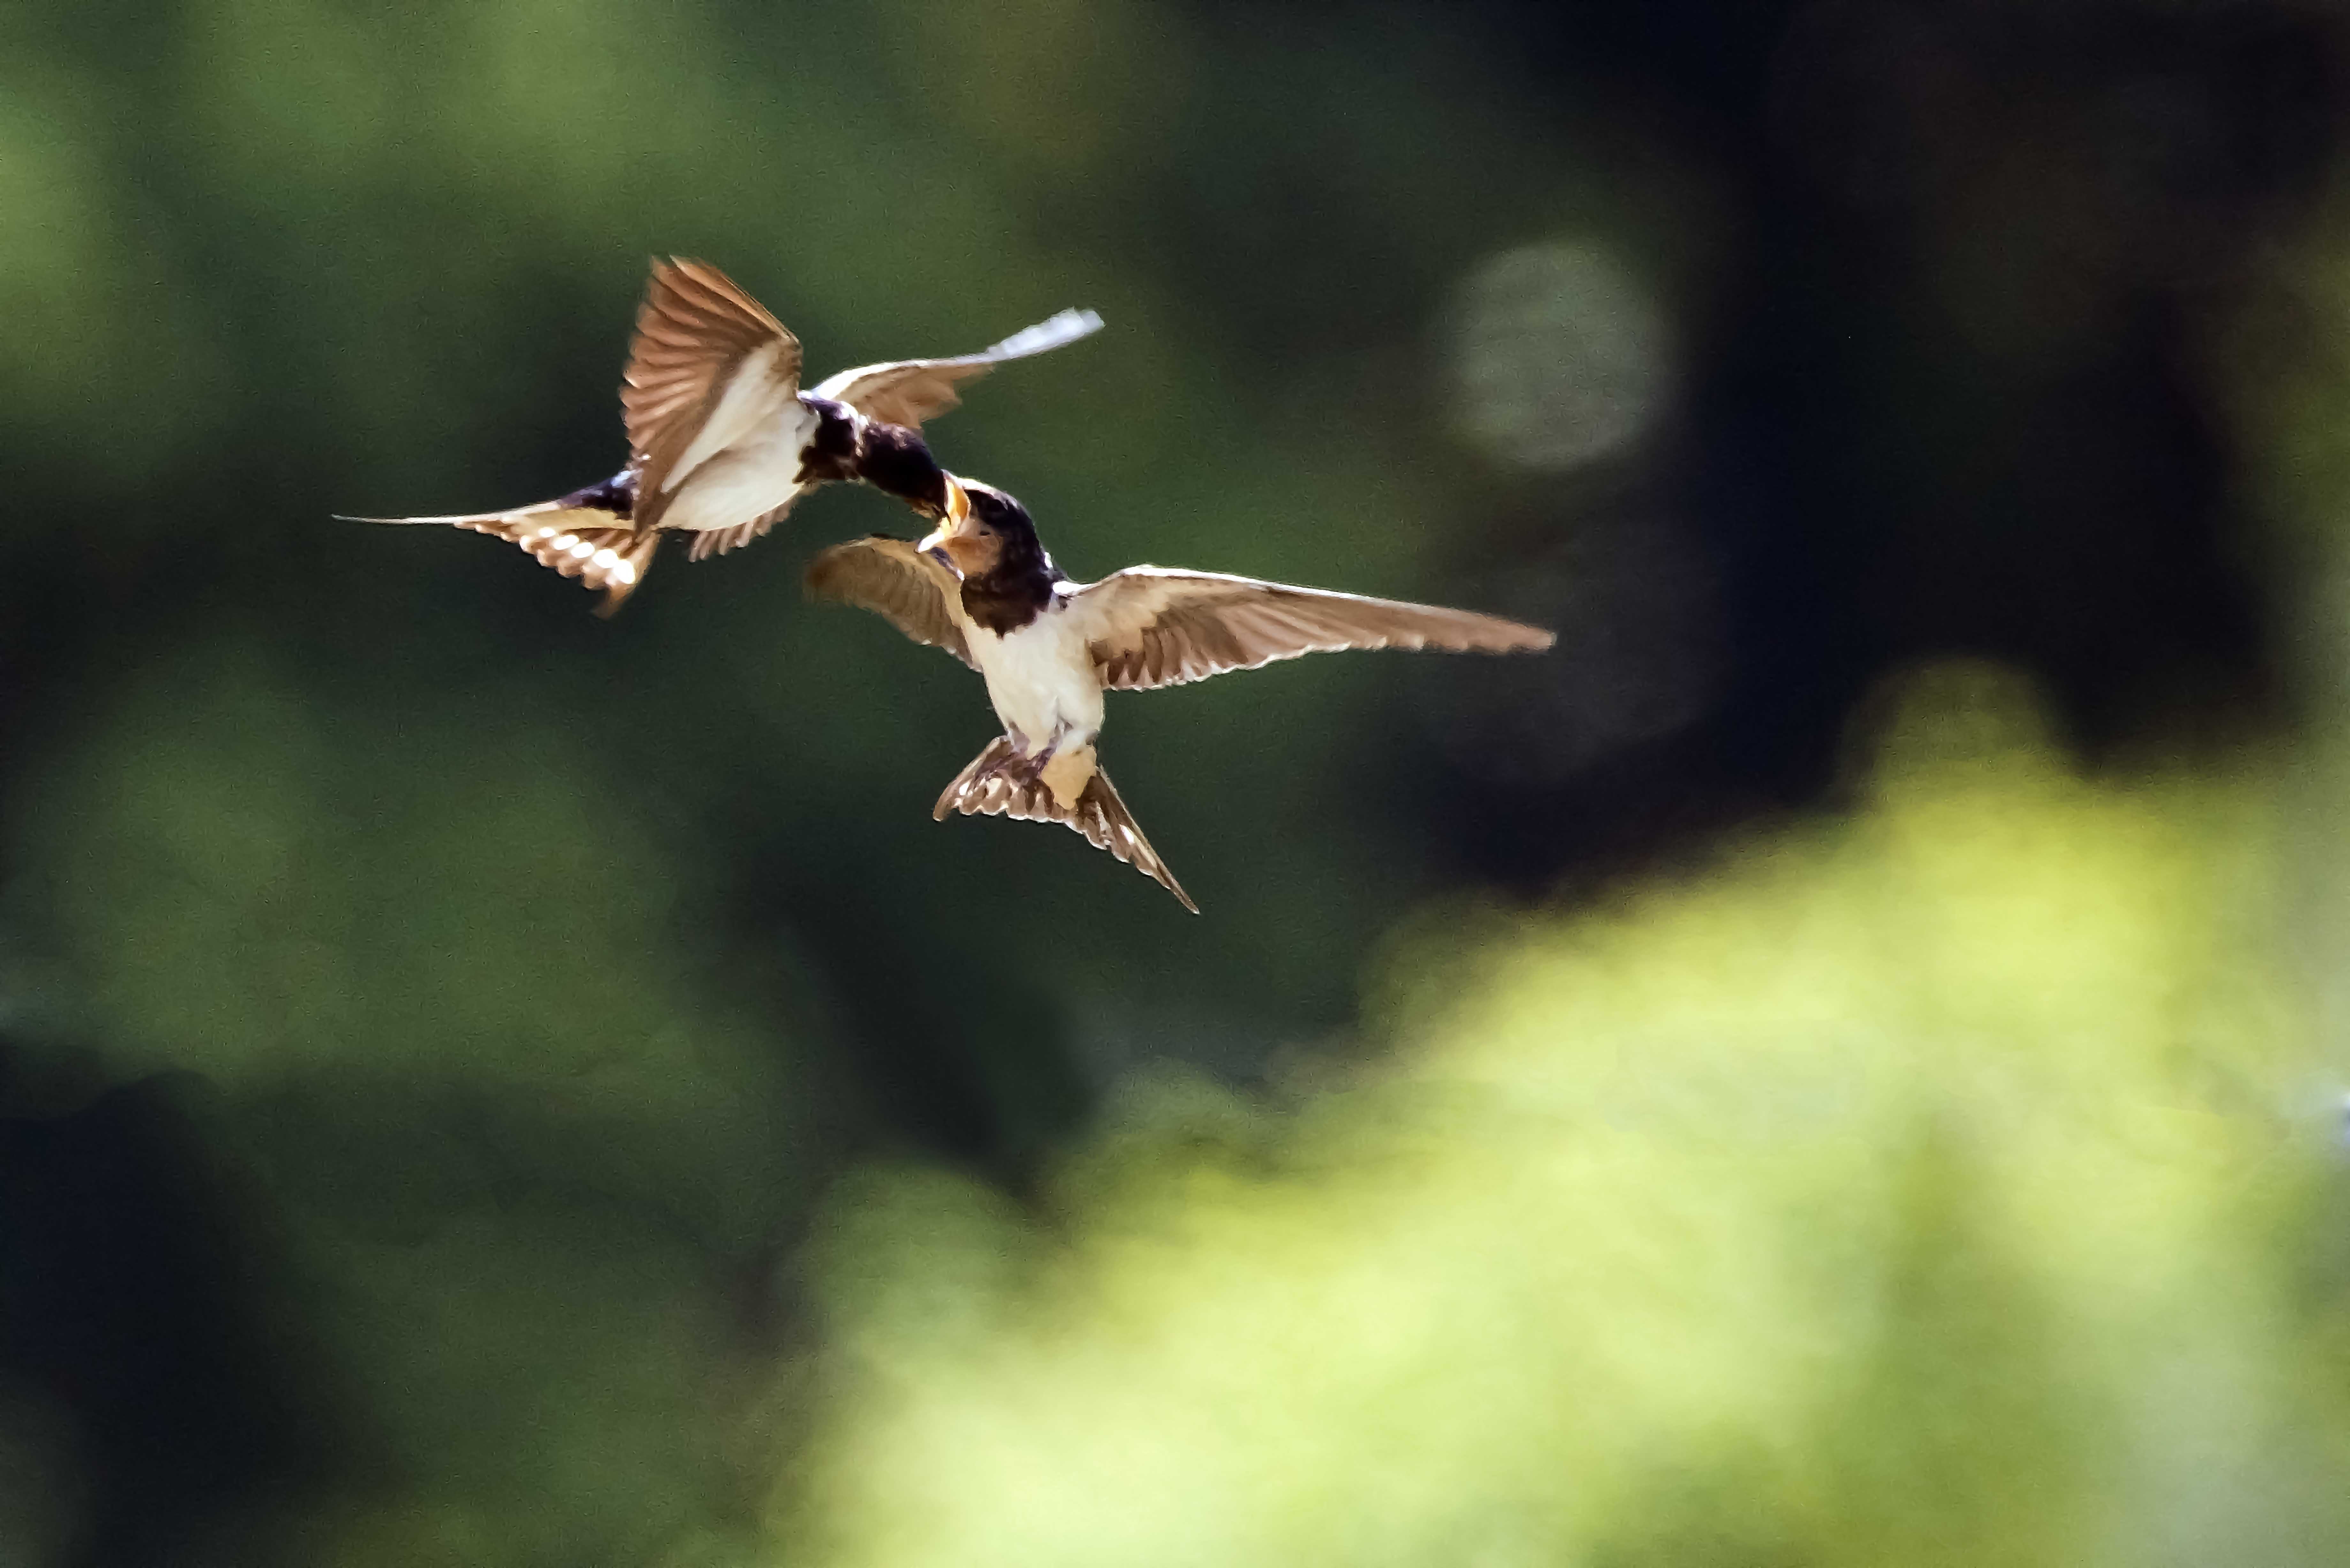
[20,643,2343,1566]
[774,664,2347,1568]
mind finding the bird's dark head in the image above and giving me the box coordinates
[919,477,1044,583]
[849,416,950,511]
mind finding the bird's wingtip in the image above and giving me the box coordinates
[983,307,1107,361]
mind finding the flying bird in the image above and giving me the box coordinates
[345,258,1101,612]
[806,478,1555,912]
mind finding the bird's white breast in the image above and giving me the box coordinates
[965,604,1106,753]
[660,395,820,532]
[669,343,798,486]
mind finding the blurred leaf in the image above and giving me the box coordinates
[773,664,2339,1568]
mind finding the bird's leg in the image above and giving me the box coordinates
[991,727,1030,780]
[1020,728,1067,784]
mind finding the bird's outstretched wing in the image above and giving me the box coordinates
[343,500,660,616]
[803,536,974,668]
[621,258,803,529]
[1064,568,1555,691]
[812,308,1102,431]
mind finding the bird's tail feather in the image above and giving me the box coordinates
[933,737,1197,913]
[340,500,658,615]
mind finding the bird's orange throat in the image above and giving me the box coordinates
[942,532,1004,578]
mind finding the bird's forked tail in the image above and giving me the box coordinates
[933,736,1197,913]
[339,478,659,615]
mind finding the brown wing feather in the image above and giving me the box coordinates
[803,536,973,668]
[819,360,995,431]
[621,258,802,530]
[685,495,802,562]
[811,308,1102,432]
[1069,568,1555,691]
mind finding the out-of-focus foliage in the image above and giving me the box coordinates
[777,665,2344,1568]
[3,0,2349,1563]
[7,643,825,1560]
[0,2,1676,1557]
[0,0,1653,1076]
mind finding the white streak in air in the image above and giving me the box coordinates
[982,307,1104,361]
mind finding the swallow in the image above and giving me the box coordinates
[806,478,1556,911]
[344,258,1101,613]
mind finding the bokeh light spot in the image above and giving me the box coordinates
[1450,239,1674,471]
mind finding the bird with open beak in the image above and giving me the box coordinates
[806,477,1556,912]
[343,258,1100,613]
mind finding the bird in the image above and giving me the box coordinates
[805,476,1556,912]
[343,258,1101,613]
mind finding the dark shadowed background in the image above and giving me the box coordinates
[6,2,2350,1563]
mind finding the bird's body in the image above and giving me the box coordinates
[654,392,824,538]
[346,259,1101,612]
[963,596,1106,756]
[806,478,1556,912]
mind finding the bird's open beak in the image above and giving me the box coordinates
[921,478,973,578]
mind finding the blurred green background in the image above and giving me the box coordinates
[6,0,2350,1562]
